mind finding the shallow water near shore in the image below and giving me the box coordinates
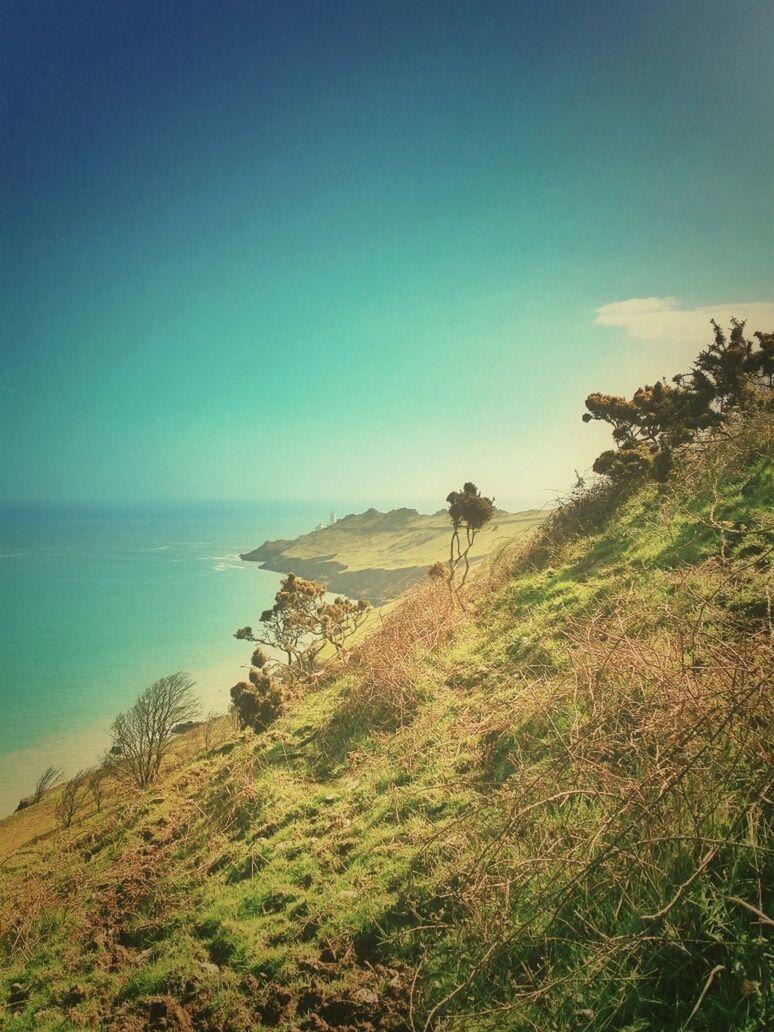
[0,501,330,816]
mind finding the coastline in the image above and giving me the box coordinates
[0,653,249,819]
[0,500,326,822]
[241,507,547,605]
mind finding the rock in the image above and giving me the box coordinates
[199,961,220,976]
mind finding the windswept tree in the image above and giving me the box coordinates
[236,573,370,672]
[236,572,326,669]
[16,765,64,811]
[88,765,109,813]
[445,482,495,590]
[33,765,64,803]
[56,769,87,829]
[109,672,199,789]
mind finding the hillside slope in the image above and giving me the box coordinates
[1,413,771,1032]
[240,507,545,604]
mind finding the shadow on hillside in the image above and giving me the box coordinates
[309,706,401,780]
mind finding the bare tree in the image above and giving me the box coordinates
[16,765,65,810]
[109,672,199,789]
[56,770,87,828]
[88,765,109,813]
[202,709,220,753]
[33,765,64,803]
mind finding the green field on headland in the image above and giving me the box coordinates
[241,506,546,604]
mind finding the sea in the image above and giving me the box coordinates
[0,501,339,817]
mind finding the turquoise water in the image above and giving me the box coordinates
[0,502,331,814]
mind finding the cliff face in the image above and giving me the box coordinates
[240,506,545,604]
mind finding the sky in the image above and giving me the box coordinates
[2,0,772,512]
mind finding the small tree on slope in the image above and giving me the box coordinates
[109,672,199,789]
[445,482,495,593]
[235,572,371,673]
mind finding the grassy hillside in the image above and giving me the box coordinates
[241,507,545,604]
[1,411,771,1032]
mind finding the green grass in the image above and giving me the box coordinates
[261,507,546,572]
[241,505,547,603]
[1,417,771,1031]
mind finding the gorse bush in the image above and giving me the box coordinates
[583,318,774,484]
[230,648,284,732]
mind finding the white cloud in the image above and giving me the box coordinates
[594,297,774,346]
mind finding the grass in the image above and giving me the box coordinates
[255,508,546,573]
[242,506,547,603]
[1,410,772,1031]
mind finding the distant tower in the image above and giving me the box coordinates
[329,510,336,526]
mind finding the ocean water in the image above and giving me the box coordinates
[0,501,331,816]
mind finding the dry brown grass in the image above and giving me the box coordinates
[345,578,464,725]
[410,588,773,1030]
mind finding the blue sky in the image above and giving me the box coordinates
[2,0,772,511]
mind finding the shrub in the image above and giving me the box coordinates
[230,648,283,731]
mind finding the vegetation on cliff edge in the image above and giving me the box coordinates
[1,324,771,1032]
